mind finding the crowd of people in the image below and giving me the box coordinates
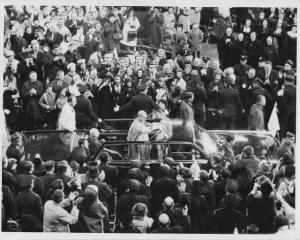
[2,128,296,233]
[1,5,297,234]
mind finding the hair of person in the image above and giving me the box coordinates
[23,161,34,173]
[99,151,110,163]
[78,138,86,146]
[260,181,273,197]
[256,95,265,103]
[52,189,64,203]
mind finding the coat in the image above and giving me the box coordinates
[57,103,76,131]
[119,93,157,117]
[246,40,264,68]
[230,155,260,192]
[217,86,243,119]
[278,84,296,115]
[16,190,43,231]
[213,207,245,233]
[188,29,203,51]
[180,100,195,122]
[76,199,108,233]
[75,95,98,125]
[149,13,164,48]
[248,103,265,130]
[246,194,276,233]
[22,80,44,120]
[116,192,149,224]
[103,22,116,52]
[217,35,236,68]
[43,200,78,232]
[150,176,178,214]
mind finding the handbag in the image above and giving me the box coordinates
[113,32,123,40]
[127,30,137,39]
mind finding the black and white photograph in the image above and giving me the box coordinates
[0,1,299,239]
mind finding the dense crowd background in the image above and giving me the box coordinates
[1,5,297,234]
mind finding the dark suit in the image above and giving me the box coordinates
[15,190,43,231]
[278,84,296,138]
[150,176,179,214]
[119,93,157,117]
[213,207,245,233]
[233,63,252,79]
[16,174,44,199]
[75,95,98,129]
[217,86,243,130]
[98,163,118,188]
[257,69,278,123]
[246,194,276,233]
[116,192,149,224]
[40,173,56,202]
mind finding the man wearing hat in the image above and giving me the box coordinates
[6,132,26,162]
[278,59,296,87]
[277,74,296,139]
[234,55,252,79]
[75,84,102,129]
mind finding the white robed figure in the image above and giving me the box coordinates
[120,9,140,48]
[127,110,152,160]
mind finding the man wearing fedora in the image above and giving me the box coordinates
[233,55,252,79]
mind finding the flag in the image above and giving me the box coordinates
[268,102,280,136]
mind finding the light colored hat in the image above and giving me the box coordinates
[158,213,169,225]
[67,62,76,70]
[86,184,99,194]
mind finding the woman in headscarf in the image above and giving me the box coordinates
[76,185,108,233]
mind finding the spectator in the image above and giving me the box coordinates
[76,185,108,233]
[57,94,77,131]
[230,146,260,196]
[132,202,154,233]
[248,95,266,130]
[179,91,195,122]
[75,85,102,129]
[247,181,276,233]
[71,138,90,172]
[16,177,43,232]
[22,71,44,129]
[43,189,80,232]
[98,152,118,188]
[213,194,245,233]
[150,165,179,215]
